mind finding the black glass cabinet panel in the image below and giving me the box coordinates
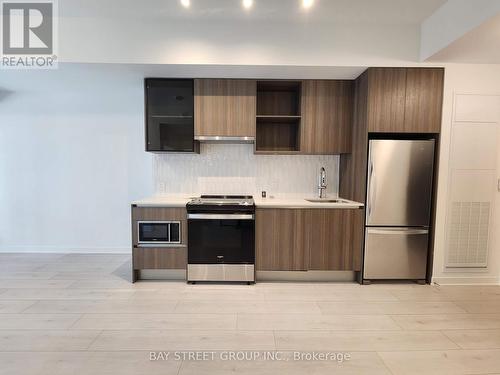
[145,78,198,153]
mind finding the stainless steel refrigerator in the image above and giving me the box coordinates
[363,139,435,282]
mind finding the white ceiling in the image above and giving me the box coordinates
[54,0,449,67]
[59,0,446,24]
[427,13,500,63]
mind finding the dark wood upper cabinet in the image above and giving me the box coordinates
[144,69,443,155]
[341,68,444,198]
[255,81,302,154]
[366,67,444,133]
[366,68,406,132]
[301,80,354,154]
[255,80,355,155]
[194,79,256,138]
[144,78,199,153]
[404,68,444,133]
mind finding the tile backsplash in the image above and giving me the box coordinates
[153,144,339,198]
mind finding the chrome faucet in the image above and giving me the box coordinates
[318,167,327,198]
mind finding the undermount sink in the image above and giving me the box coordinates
[305,198,347,203]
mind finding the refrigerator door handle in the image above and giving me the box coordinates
[367,228,429,235]
[367,155,374,220]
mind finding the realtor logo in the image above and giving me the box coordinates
[1,0,58,69]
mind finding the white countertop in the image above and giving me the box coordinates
[132,195,193,207]
[132,195,363,209]
[254,197,363,209]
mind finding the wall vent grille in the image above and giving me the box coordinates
[446,202,490,268]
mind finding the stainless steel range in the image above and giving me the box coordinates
[186,195,255,283]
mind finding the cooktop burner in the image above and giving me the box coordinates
[186,195,255,212]
[201,195,253,199]
[188,195,254,206]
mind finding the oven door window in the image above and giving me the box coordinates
[138,222,169,243]
[188,219,255,264]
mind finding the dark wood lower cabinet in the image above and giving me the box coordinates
[131,206,188,282]
[255,209,309,271]
[133,247,187,269]
[351,210,365,272]
[256,208,363,271]
[308,209,363,271]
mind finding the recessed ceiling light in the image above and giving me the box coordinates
[302,0,314,9]
[242,0,253,9]
[180,0,190,8]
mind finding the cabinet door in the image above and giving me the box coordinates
[194,79,256,137]
[367,68,406,132]
[308,209,363,271]
[404,68,444,133]
[145,79,196,153]
[255,209,308,271]
[301,80,354,154]
[133,247,187,270]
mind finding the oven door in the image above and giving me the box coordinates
[187,213,255,264]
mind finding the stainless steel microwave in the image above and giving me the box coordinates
[137,221,181,246]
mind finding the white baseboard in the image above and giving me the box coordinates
[432,276,500,285]
[0,246,130,254]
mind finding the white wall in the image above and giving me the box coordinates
[420,0,500,60]
[0,63,348,254]
[0,65,153,253]
[60,17,421,66]
[432,64,500,284]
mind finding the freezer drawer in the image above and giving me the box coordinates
[363,227,429,280]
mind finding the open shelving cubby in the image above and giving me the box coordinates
[255,81,302,154]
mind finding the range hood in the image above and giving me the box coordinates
[194,136,255,144]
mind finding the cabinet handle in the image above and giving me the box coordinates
[368,228,428,235]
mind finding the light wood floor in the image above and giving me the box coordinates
[1,253,500,374]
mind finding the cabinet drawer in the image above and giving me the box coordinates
[133,247,187,269]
